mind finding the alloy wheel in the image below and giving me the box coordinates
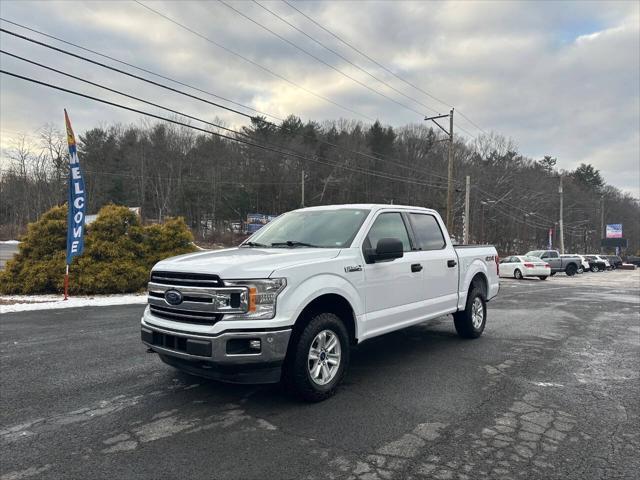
[308,330,341,386]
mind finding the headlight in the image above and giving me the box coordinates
[223,278,286,320]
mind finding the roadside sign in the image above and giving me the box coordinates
[606,224,622,238]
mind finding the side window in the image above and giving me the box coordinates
[365,213,411,252]
[541,253,548,259]
[514,257,522,263]
[549,251,559,258]
[408,213,446,250]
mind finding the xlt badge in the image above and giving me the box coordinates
[344,265,363,273]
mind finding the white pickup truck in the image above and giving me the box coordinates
[142,204,500,401]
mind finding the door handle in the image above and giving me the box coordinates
[447,259,457,268]
[411,263,423,272]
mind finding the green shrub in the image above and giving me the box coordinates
[0,204,196,295]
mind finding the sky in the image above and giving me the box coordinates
[0,0,638,197]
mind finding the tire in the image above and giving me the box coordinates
[283,312,350,402]
[514,269,523,280]
[565,264,577,276]
[550,272,557,276]
[591,265,599,272]
[538,276,548,281]
[454,287,487,339]
[577,267,584,274]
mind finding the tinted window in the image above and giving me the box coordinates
[409,213,446,250]
[365,213,411,252]
[548,251,559,258]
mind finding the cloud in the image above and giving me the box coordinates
[0,0,638,197]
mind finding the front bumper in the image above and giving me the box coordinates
[141,318,291,384]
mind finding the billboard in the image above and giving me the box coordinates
[606,224,622,239]
[246,213,277,234]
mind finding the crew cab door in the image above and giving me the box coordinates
[541,251,560,270]
[406,212,459,317]
[361,211,425,338]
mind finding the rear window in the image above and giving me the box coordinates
[408,213,446,250]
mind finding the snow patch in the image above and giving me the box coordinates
[1,294,147,313]
[0,240,20,244]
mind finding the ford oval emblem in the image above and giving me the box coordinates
[164,289,183,306]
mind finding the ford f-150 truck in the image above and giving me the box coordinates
[141,204,500,401]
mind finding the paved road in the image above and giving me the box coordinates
[1,271,639,480]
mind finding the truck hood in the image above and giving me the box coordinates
[153,247,341,279]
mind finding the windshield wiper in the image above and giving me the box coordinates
[270,240,320,248]
[241,241,268,248]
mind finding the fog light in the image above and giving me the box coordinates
[249,339,261,350]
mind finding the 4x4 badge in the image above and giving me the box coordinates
[344,265,363,273]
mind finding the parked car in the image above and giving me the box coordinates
[625,255,640,266]
[604,255,623,269]
[583,255,607,272]
[499,256,551,280]
[562,254,590,274]
[525,250,581,276]
[141,204,500,401]
[594,255,612,270]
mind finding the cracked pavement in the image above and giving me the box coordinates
[1,270,638,479]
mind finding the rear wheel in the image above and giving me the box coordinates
[565,264,577,276]
[283,312,350,402]
[538,276,548,280]
[591,265,600,272]
[514,269,523,280]
[550,272,557,276]
[453,287,487,339]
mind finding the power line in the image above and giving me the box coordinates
[0,49,247,138]
[0,69,453,190]
[0,17,283,123]
[281,0,488,136]
[219,0,428,119]
[252,0,441,116]
[0,21,466,183]
[133,1,375,122]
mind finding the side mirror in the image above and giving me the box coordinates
[367,237,404,263]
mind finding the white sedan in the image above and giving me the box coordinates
[499,256,551,280]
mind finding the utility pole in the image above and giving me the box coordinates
[301,169,305,207]
[559,176,565,254]
[425,108,454,231]
[600,195,604,253]
[463,175,470,244]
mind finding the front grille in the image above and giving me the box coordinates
[150,271,223,288]
[149,304,221,325]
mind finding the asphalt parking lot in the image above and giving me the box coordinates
[1,271,639,480]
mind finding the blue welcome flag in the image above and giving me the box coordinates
[64,109,86,266]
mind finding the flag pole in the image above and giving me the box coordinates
[64,264,69,300]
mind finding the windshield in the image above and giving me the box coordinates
[523,256,542,262]
[525,250,544,257]
[243,208,370,248]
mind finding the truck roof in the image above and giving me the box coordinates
[295,204,438,215]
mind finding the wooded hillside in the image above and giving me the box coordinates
[1,117,638,255]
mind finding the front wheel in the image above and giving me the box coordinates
[453,287,487,339]
[514,269,523,280]
[591,265,600,272]
[283,312,350,402]
[538,276,548,281]
[566,264,577,276]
